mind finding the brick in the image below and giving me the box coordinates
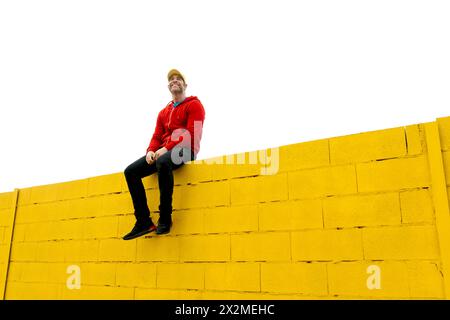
[205,205,258,233]
[0,192,14,209]
[231,232,290,262]
[261,262,327,295]
[437,116,450,151]
[2,226,12,244]
[174,160,214,185]
[7,262,23,281]
[0,241,9,256]
[11,206,29,225]
[141,175,158,190]
[6,282,60,300]
[173,181,230,209]
[323,193,401,228]
[30,183,58,204]
[229,178,258,206]
[21,202,64,223]
[17,188,32,206]
[116,262,157,288]
[25,222,50,241]
[205,262,260,292]
[101,193,134,216]
[83,216,118,239]
[400,189,434,224]
[0,227,5,244]
[63,240,82,262]
[328,261,409,298]
[25,263,58,285]
[87,173,123,196]
[99,239,135,262]
[203,151,264,180]
[145,189,160,213]
[330,127,406,164]
[157,263,204,290]
[179,234,230,262]
[79,240,100,262]
[277,139,329,173]
[81,263,116,286]
[171,208,205,235]
[356,156,430,192]
[260,147,281,175]
[443,151,450,186]
[12,224,25,242]
[0,208,10,226]
[10,242,38,262]
[36,201,66,221]
[230,174,288,205]
[20,262,51,282]
[407,261,444,298]
[258,200,323,231]
[55,179,88,201]
[63,197,103,219]
[47,220,68,240]
[61,219,85,240]
[46,263,68,284]
[36,241,65,262]
[52,201,73,221]
[64,240,99,262]
[22,204,46,223]
[288,165,357,199]
[136,236,179,262]
[291,229,363,261]
[405,124,424,155]
[362,226,439,260]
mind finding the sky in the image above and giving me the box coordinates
[0,0,449,193]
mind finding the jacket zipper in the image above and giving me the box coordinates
[168,106,175,130]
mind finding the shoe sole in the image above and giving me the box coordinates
[123,226,156,240]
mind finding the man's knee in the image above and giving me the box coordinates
[155,154,172,171]
[124,165,133,177]
[125,161,141,177]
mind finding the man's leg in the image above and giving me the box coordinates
[155,147,195,234]
[124,155,157,227]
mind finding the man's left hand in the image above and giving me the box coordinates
[154,147,168,160]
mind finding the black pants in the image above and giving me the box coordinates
[124,146,195,225]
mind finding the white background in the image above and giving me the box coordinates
[1,0,449,193]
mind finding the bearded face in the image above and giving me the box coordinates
[168,75,187,95]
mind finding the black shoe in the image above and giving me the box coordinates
[156,220,172,235]
[123,222,156,240]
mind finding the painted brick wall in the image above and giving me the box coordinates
[1,116,450,300]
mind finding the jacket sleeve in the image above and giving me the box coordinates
[146,111,165,153]
[165,100,205,152]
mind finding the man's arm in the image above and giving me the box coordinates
[164,100,205,152]
[147,111,164,154]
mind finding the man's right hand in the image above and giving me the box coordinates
[146,151,156,164]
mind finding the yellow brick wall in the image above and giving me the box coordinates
[0,191,16,299]
[1,117,450,299]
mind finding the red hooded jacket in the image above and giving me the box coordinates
[147,96,205,156]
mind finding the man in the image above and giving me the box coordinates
[122,69,205,240]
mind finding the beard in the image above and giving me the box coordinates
[170,85,184,95]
